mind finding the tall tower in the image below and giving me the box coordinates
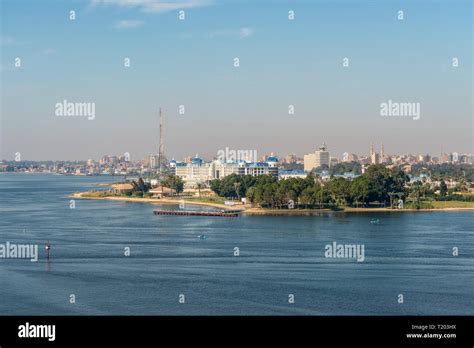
[370,143,376,164]
[380,143,384,163]
[158,107,164,173]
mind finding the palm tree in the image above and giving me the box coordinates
[196,182,204,198]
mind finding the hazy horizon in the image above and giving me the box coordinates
[0,141,471,163]
[1,0,472,161]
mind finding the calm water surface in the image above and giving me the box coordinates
[0,173,473,315]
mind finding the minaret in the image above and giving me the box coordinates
[158,108,164,173]
[380,143,384,163]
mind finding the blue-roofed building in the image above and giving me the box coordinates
[266,156,279,166]
[191,156,203,165]
[169,159,186,168]
[238,161,278,178]
[173,155,280,187]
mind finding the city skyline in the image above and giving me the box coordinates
[1,0,472,161]
[2,141,471,163]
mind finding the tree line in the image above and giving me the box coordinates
[210,165,418,209]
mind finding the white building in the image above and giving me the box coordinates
[212,161,239,179]
[174,157,214,187]
[279,170,307,180]
[342,153,359,162]
[150,155,159,169]
[174,156,279,188]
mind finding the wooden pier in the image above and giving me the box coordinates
[153,209,240,217]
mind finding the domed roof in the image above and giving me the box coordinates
[191,157,203,165]
[267,156,279,162]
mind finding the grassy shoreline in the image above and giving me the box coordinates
[70,191,474,214]
[70,192,234,210]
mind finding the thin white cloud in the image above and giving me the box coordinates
[115,20,145,29]
[42,48,57,55]
[239,27,253,38]
[1,36,16,46]
[1,36,30,47]
[210,27,254,39]
[90,0,212,13]
[1,36,33,47]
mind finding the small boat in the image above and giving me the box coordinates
[370,219,380,225]
[197,235,208,240]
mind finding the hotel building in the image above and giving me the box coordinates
[172,156,279,188]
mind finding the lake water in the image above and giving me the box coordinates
[0,173,473,315]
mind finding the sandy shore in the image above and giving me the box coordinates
[70,192,474,214]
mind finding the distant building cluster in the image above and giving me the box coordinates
[1,142,472,189]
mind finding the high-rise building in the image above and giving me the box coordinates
[284,154,297,164]
[370,143,379,164]
[142,155,151,167]
[452,152,459,162]
[100,155,110,165]
[304,143,330,172]
[304,153,316,172]
[150,154,159,169]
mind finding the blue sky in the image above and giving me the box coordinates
[1,0,472,161]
